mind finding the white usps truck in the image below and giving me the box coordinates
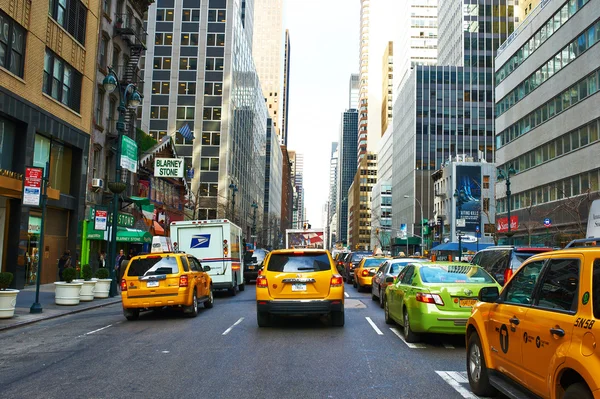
[170,219,244,295]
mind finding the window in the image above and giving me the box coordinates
[181,9,200,21]
[112,45,120,69]
[203,107,221,120]
[103,0,111,15]
[205,57,224,70]
[178,82,196,95]
[152,81,170,94]
[266,253,331,273]
[593,259,600,319]
[95,89,104,126]
[98,35,108,69]
[206,33,225,46]
[153,57,171,70]
[176,106,195,120]
[43,49,82,112]
[483,198,490,212]
[482,175,490,189]
[200,157,219,171]
[108,97,116,126]
[150,106,169,119]
[535,259,579,312]
[399,266,414,284]
[48,0,87,45]
[208,9,226,22]
[155,33,173,46]
[204,82,223,95]
[179,57,197,70]
[503,260,545,305]
[180,33,198,46]
[201,132,220,145]
[0,10,26,77]
[156,8,174,21]
[199,183,218,197]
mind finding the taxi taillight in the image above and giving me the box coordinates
[416,292,444,306]
[179,275,189,287]
[120,279,127,291]
[504,268,513,284]
[256,275,268,288]
[330,275,343,287]
[361,269,370,277]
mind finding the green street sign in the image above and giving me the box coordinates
[88,206,134,228]
[120,135,138,173]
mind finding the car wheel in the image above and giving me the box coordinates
[257,311,271,327]
[467,332,497,397]
[204,286,214,309]
[371,286,378,301]
[564,383,593,399]
[403,309,420,343]
[239,282,245,292]
[229,278,238,296]
[184,290,199,317]
[353,279,358,289]
[384,299,394,325]
[331,310,345,327]
[123,308,139,321]
[379,290,385,309]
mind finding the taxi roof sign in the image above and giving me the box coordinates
[151,236,173,253]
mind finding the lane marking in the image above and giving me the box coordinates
[443,343,456,349]
[447,371,468,383]
[365,317,384,335]
[344,292,349,298]
[85,324,113,335]
[435,371,480,399]
[222,317,244,335]
[389,328,427,348]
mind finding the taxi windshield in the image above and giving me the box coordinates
[127,257,180,277]
[267,253,331,273]
[420,265,495,284]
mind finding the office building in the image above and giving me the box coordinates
[337,109,359,243]
[0,0,100,287]
[327,142,339,246]
[349,153,377,250]
[263,118,283,248]
[349,73,359,109]
[280,145,294,237]
[281,29,291,146]
[141,0,268,239]
[495,0,599,245]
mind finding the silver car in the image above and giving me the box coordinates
[371,258,430,308]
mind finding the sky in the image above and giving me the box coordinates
[282,0,360,229]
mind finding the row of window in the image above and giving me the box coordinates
[497,168,600,214]
[496,67,600,149]
[499,117,600,178]
[153,57,224,71]
[0,10,26,77]
[151,81,200,95]
[155,33,200,46]
[496,0,588,85]
[157,8,226,22]
[49,0,87,45]
[150,106,222,121]
[497,18,600,116]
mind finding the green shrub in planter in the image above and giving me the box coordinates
[62,268,77,283]
[0,272,13,290]
[95,268,110,279]
[82,264,93,281]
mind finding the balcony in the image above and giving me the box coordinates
[114,13,147,51]
[435,188,447,198]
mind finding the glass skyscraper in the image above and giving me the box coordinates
[337,109,359,243]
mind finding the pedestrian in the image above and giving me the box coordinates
[57,250,72,281]
[98,250,106,269]
[115,249,126,282]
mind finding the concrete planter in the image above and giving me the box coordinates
[79,280,97,302]
[54,282,83,305]
[0,289,19,318]
[94,279,112,298]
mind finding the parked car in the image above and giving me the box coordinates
[255,249,344,327]
[343,251,371,284]
[244,248,269,283]
[470,245,554,285]
[466,239,600,399]
[333,251,349,275]
[372,258,430,307]
[384,262,500,343]
[353,256,391,292]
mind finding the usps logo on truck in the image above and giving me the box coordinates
[191,234,211,248]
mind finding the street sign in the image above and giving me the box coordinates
[456,218,466,228]
[23,166,43,207]
[120,135,138,173]
[154,158,184,177]
[543,218,552,227]
[94,210,108,231]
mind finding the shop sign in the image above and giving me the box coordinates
[23,166,43,207]
[497,216,519,233]
[88,207,134,228]
[28,216,42,234]
[154,158,184,177]
[120,135,138,173]
[95,210,108,231]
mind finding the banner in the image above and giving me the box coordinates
[497,216,519,233]
[120,135,138,173]
[455,165,481,233]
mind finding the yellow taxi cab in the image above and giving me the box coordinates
[121,237,213,321]
[255,248,344,327]
[466,239,600,399]
[353,256,391,292]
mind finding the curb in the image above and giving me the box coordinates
[0,299,122,332]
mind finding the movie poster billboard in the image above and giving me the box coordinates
[455,165,481,234]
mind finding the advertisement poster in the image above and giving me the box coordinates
[23,167,43,206]
[497,216,519,233]
[455,165,481,233]
[94,210,108,231]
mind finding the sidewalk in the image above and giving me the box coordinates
[0,283,121,332]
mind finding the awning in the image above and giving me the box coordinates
[129,196,151,206]
[153,221,165,236]
[430,242,494,252]
[118,227,152,243]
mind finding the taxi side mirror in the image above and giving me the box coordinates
[203,266,211,272]
[478,286,500,303]
[385,276,394,283]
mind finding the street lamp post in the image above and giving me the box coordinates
[497,165,517,245]
[229,183,238,223]
[102,67,142,297]
[454,188,467,261]
[251,201,258,245]
[404,194,424,253]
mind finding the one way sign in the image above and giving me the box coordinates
[191,234,211,248]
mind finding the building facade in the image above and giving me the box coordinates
[263,118,282,248]
[337,109,359,244]
[495,0,599,246]
[0,0,100,288]
[349,153,377,250]
[281,29,291,146]
[327,142,339,246]
[349,73,359,109]
[141,0,268,239]
[280,144,293,237]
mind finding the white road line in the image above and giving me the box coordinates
[443,343,456,349]
[389,328,427,348]
[446,371,468,384]
[435,371,480,399]
[222,317,244,335]
[85,324,113,335]
[344,292,349,298]
[365,317,384,335]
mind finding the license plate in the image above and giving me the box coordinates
[248,266,255,270]
[459,298,477,307]
[291,283,306,292]
[147,280,159,288]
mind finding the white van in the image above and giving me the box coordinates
[587,199,600,238]
[170,219,244,295]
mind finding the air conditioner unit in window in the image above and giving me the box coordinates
[91,178,104,191]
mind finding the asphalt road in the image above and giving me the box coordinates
[0,283,497,399]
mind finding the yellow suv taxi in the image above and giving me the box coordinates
[466,239,600,399]
[121,251,213,321]
[353,256,391,292]
[255,249,344,327]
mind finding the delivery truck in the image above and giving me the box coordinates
[285,228,325,249]
[170,219,244,295]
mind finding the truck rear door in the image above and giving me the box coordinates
[177,225,225,277]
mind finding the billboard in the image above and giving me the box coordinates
[455,165,481,234]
